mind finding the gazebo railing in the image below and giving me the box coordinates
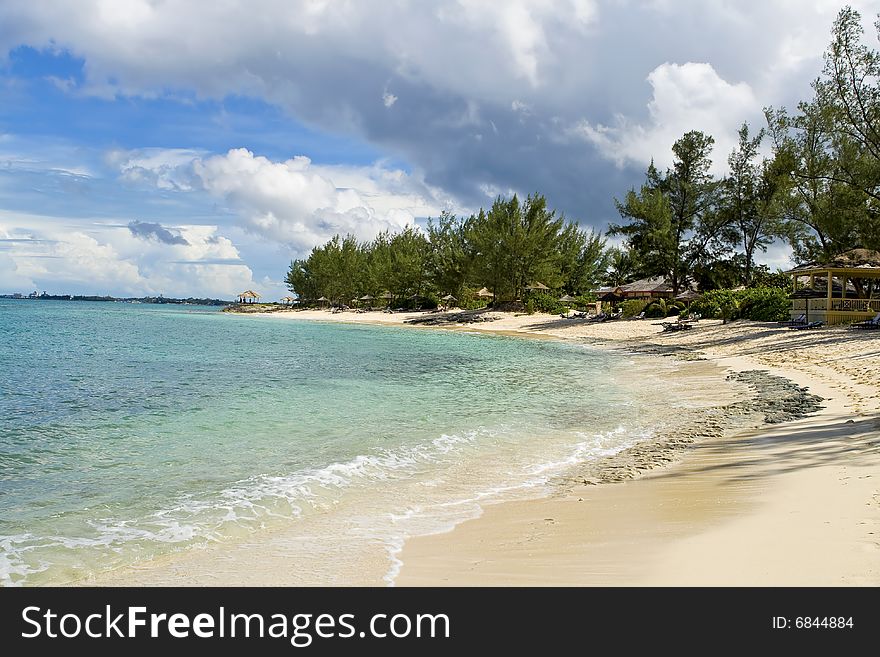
[792,299,828,311]
[830,298,880,312]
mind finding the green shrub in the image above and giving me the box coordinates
[620,299,649,318]
[458,287,492,310]
[575,292,597,306]
[528,291,568,315]
[690,287,790,322]
[645,303,666,318]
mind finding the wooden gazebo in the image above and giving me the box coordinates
[237,290,262,304]
[785,249,880,325]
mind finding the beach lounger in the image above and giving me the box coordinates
[790,321,823,330]
[587,312,609,322]
[662,321,692,332]
[849,312,880,329]
[779,314,806,327]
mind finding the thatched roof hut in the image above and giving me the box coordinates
[237,290,262,303]
[786,248,880,274]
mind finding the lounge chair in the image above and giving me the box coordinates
[587,312,609,322]
[779,314,806,327]
[661,320,692,332]
[850,312,880,330]
[630,311,646,320]
[790,321,823,330]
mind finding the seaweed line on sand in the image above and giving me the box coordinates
[554,367,824,488]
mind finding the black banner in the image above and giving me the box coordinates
[0,587,874,654]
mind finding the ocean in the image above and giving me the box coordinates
[0,300,719,585]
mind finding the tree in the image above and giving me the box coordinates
[468,194,564,302]
[814,6,880,203]
[556,223,608,295]
[387,226,430,299]
[766,103,870,260]
[764,7,880,260]
[610,131,719,294]
[604,247,638,287]
[426,211,471,298]
[719,122,784,285]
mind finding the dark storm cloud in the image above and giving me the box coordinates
[127,220,189,245]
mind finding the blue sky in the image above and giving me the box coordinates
[0,1,876,298]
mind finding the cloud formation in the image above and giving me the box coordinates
[128,220,189,245]
[574,62,761,173]
[2,0,873,219]
[114,147,455,253]
[0,214,270,298]
[1,0,875,295]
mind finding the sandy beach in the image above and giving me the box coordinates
[243,308,880,586]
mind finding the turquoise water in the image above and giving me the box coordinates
[0,300,683,585]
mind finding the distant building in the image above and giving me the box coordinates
[594,276,677,301]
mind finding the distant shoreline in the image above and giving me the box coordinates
[0,295,230,306]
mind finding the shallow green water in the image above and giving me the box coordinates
[0,300,679,585]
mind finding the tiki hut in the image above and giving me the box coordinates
[475,287,494,298]
[558,294,576,303]
[525,281,550,291]
[237,290,262,304]
[674,289,702,304]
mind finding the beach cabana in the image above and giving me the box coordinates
[441,294,457,302]
[237,290,261,304]
[316,296,329,308]
[475,287,493,298]
[674,289,702,305]
[280,296,296,306]
[785,249,880,325]
[558,294,576,303]
[525,282,550,292]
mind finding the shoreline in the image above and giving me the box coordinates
[236,308,880,586]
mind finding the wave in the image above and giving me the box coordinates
[1,422,655,586]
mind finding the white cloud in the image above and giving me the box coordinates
[108,147,205,191]
[382,91,397,108]
[0,213,269,298]
[112,147,454,253]
[574,62,761,173]
[193,149,453,250]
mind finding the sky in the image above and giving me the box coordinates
[0,0,878,299]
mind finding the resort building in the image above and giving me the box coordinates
[595,276,676,301]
